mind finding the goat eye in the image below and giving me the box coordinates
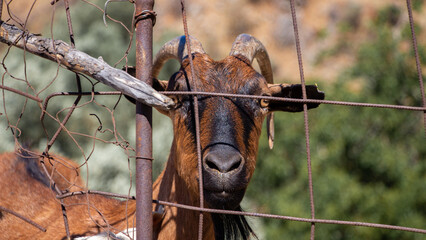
[259,98,270,108]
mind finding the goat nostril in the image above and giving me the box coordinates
[206,160,220,172]
[229,161,241,172]
[204,153,243,174]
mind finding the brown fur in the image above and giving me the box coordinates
[0,53,324,239]
[0,150,214,239]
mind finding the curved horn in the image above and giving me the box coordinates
[152,35,205,78]
[230,34,275,149]
[229,34,273,85]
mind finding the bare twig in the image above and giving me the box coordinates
[0,21,174,110]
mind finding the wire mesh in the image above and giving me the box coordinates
[0,0,425,239]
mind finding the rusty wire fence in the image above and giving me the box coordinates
[0,0,425,239]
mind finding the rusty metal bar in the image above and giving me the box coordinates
[54,189,426,235]
[405,0,426,135]
[289,0,316,239]
[38,90,426,115]
[179,0,205,239]
[135,0,154,239]
[160,92,426,111]
[153,200,426,235]
[0,0,3,25]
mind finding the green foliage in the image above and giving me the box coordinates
[412,0,424,12]
[246,5,426,239]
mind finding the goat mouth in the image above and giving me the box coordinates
[210,190,231,198]
[204,189,245,210]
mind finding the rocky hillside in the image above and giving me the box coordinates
[2,0,425,82]
[154,0,426,82]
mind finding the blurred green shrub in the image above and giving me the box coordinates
[246,4,426,239]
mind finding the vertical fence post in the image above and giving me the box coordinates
[135,0,154,239]
[0,0,3,21]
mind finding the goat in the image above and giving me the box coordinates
[0,34,324,239]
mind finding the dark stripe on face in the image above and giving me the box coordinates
[197,96,256,156]
[239,105,254,153]
[230,97,257,154]
[208,97,238,149]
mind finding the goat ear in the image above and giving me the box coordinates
[267,84,325,112]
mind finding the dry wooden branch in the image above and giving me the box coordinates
[0,21,174,110]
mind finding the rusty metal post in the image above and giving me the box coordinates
[135,0,154,239]
[0,0,3,20]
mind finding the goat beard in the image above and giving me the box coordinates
[210,206,257,240]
